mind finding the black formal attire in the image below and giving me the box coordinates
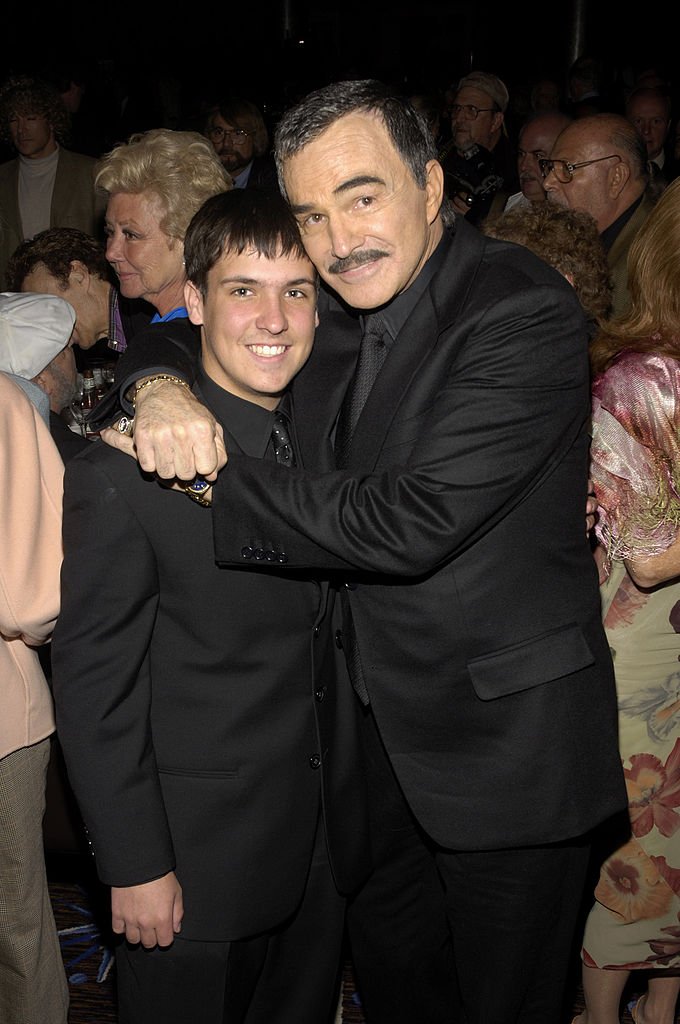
[439,134,515,226]
[108,220,627,1023]
[243,154,279,192]
[656,147,680,185]
[88,317,201,428]
[51,365,371,1024]
[209,222,627,1023]
[48,409,89,462]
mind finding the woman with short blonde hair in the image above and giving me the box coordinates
[96,129,231,320]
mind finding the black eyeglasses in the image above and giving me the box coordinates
[450,104,497,121]
[538,154,621,183]
[208,126,250,146]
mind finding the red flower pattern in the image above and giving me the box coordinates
[626,739,680,838]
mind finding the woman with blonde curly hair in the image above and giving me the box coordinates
[96,129,231,321]
[574,175,680,1024]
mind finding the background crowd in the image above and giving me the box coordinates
[3,23,680,1024]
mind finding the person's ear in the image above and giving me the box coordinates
[424,159,445,225]
[608,159,631,197]
[184,279,204,327]
[32,368,52,398]
[68,260,89,290]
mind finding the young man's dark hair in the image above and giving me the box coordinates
[184,188,314,297]
[6,227,112,291]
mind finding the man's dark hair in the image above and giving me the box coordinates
[185,189,313,297]
[275,80,437,191]
[6,228,112,291]
[0,75,70,146]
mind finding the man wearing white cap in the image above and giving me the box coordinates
[0,292,87,460]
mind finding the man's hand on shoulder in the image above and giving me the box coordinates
[111,870,183,948]
[101,378,227,481]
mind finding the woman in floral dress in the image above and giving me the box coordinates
[576,178,680,1024]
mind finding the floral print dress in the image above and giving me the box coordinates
[582,350,680,970]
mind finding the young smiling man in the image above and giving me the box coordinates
[51,189,369,1024]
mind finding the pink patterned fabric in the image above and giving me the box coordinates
[591,350,680,562]
[583,348,680,970]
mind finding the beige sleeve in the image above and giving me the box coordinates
[0,374,64,646]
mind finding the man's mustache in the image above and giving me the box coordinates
[328,250,388,275]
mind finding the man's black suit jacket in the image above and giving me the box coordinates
[245,154,279,192]
[211,220,627,851]
[51,387,370,942]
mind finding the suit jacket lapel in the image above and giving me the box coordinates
[344,220,485,472]
[607,194,653,270]
[292,289,361,473]
[345,290,440,470]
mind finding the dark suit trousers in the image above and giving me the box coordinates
[346,712,590,1024]
[435,838,590,1023]
[346,712,460,1024]
[115,815,345,1024]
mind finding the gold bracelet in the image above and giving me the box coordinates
[133,374,192,404]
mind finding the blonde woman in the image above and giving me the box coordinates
[96,128,231,322]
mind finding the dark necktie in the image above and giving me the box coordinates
[333,314,388,708]
[334,312,388,468]
[271,410,297,467]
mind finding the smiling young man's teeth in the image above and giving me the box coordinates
[248,344,287,357]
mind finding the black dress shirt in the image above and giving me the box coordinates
[196,363,299,465]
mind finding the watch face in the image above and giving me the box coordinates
[187,477,210,495]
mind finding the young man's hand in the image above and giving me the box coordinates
[111,871,184,948]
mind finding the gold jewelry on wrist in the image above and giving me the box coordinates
[132,374,192,404]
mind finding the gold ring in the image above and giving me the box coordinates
[116,415,134,437]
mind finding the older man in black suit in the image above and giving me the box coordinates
[51,190,370,1024]
[101,81,626,1024]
